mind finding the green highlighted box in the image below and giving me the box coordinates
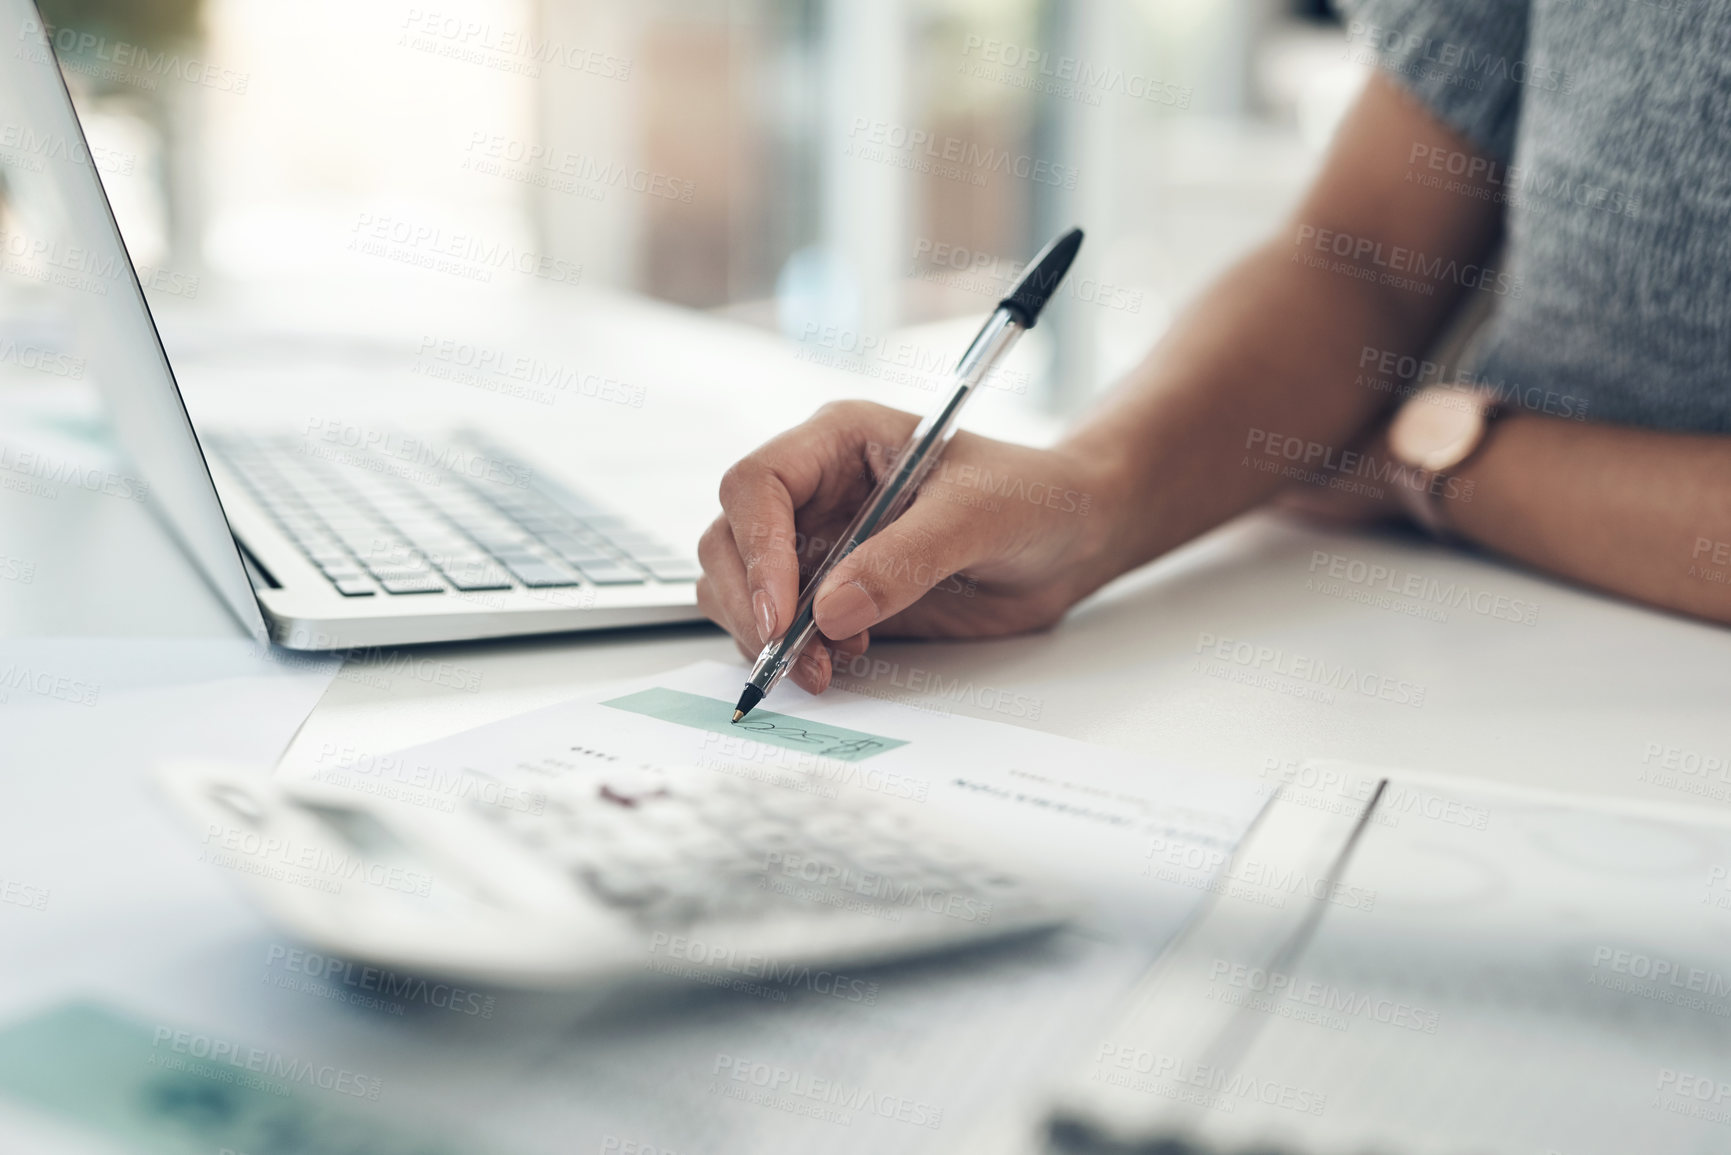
[602,687,908,762]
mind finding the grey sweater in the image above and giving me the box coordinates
[1342,0,1731,432]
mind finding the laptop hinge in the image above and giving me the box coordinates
[234,539,281,591]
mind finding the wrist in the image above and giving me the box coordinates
[1053,434,1142,597]
[1386,383,1505,539]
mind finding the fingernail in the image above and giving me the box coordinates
[815,580,877,639]
[795,650,826,687]
[753,589,777,643]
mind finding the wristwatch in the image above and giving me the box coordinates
[1386,383,1503,538]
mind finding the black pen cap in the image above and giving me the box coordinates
[997,227,1084,328]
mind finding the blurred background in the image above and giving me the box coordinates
[2,0,1365,419]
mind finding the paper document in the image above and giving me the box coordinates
[282,659,1260,904]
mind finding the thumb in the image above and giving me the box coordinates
[811,500,980,639]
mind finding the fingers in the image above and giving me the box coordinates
[706,400,929,696]
[788,629,870,694]
[717,401,919,643]
[717,457,804,646]
[810,495,984,641]
[695,516,763,661]
[698,512,873,689]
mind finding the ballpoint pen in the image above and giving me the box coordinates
[732,226,1085,723]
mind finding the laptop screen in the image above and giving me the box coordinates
[0,0,267,641]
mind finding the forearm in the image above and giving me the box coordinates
[1444,414,1731,624]
[1056,74,1504,591]
[1061,238,1424,581]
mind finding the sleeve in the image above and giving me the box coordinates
[1336,0,1532,161]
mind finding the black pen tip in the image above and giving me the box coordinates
[998,226,1084,329]
[732,683,764,723]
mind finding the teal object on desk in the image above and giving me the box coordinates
[0,1002,487,1155]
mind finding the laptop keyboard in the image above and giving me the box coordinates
[210,433,699,597]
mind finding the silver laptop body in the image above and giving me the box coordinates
[2,2,702,650]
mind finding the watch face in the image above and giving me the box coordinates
[1390,388,1487,473]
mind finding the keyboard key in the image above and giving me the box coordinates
[608,533,674,555]
[502,559,581,588]
[353,545,413,564]
[582,865,666,907]
[854,849,923,877]
[966,869,1026,894]
[691,792,755,828]
[642,888,710,924]
[332,578,376,597]
[576,562,645,585]
[639,559,701,582]
[433,548,500,566]
[734,821,799,855]
[378,576,445,594]
[442,563,513,591]
[425,549,492,567]
[548,543,613,566]
[368,568,434,585]
[472,535,539,555]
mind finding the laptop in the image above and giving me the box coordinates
[1,1,704,650]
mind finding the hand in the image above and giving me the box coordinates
[697,400,1116,693]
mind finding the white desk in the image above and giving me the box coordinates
[4,280,1730,1153]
